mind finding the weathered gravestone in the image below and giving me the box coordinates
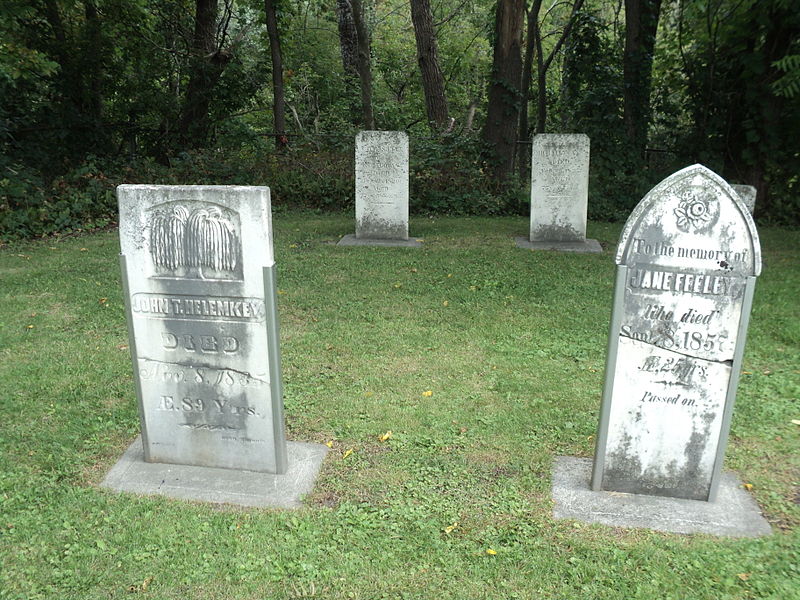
[117,185,288,473]
[338,131,420,247]
[516,134,601,253]
[731,184,757,214]
[592,165,761,501]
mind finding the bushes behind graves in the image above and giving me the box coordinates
[0,134,529,241]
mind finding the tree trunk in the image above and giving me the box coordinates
[350,0,374,130]
[518,0,543,170]
[534,0,585,134]
[482,0,525,181]
[335,0,359,77]
[410,0,449,131]
[623,0,662,159]
[264,0,287,148]
[178,0,231,148]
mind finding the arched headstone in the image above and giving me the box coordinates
[592,165,761,501]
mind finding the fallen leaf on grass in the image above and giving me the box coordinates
[743,483,753,491]
[342,448,354,459]
[325,441,334,448]
[128,576,154,593]
[791,420,800,426]
[485,548,497,555]
[99,297,108,305]
[379,430,392,442]
[442,300,449,306]
[422,390,433,397]
[737,573,751,581]
[443,522,458,534]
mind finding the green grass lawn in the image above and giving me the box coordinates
[1,213,798,599]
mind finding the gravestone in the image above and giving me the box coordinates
[516,134,601,253]
[118,185,287,474]
[338,131,420,247]
[731,184,756,214]
[592,165,761,501]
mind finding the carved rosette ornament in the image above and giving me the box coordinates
[673,188,720,233]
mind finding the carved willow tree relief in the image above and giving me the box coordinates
[147,202,243,280]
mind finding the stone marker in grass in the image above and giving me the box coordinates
[731,184,756,214]
[117,185,289,473]
[113,185,327,506]
[592,164,761,501]
[516,134,601,253]
[338,131,421,247]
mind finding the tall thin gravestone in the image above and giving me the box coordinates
[516,134,601,253]
[118,185,287,474]
[592,165,761,501]
[338,131,420,247]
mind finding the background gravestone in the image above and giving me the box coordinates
[516,134,600,253]
[731,184,757,214]
[592,165,761,501]
[338,131,420,247]
[118,185,287,474]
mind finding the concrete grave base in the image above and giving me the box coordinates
[338,234,422,248]
[101,436,328,509]
[552,456,771,537]
[515,236,602,254]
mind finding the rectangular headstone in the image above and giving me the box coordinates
[530,134,590,242]
[592,165,761,501]
[118,185,287,474]
[355,131,409,240]
[731,184,756,214]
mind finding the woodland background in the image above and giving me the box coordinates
[1,0,798,239]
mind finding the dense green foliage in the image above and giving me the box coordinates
[1,0,798,239]
[1,217,798,598]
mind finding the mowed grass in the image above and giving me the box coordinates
[0,213,797,600]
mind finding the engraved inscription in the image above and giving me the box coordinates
[139,359,267,388]
[131,293,265,322]
[161,332,239,354]
[157,394,265,418]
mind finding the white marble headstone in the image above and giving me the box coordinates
[118,185,287,474]
[731,184,756,214]
[530,134,590,242]
[592,165,760,501]
[355,131,409,240]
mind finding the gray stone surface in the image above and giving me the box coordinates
[118,185,287,474]
[529,134,594,244]
[101,436,328,509]
[355,131,410,240]
[337,233,422,247]
[515,236,602,254]
[731,184,756,214]
[593,165,761,500]
[553,456,771,537]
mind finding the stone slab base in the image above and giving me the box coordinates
[552,456,771,537]
[515,236,602,254]
[338,234,422,248]
[100,436,328,509]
